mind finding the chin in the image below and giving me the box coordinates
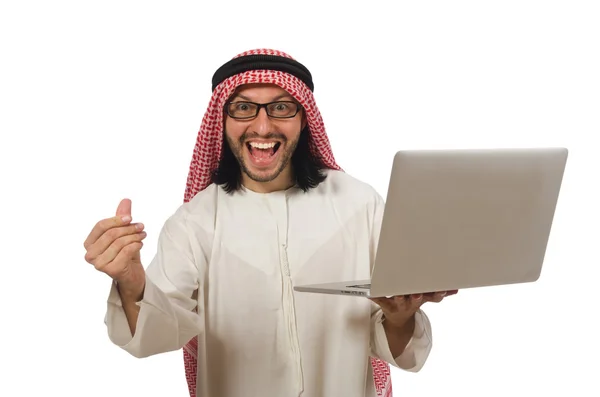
[242,160,286,183]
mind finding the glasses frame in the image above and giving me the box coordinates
[225,100,302,120]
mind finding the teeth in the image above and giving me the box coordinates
[249,142,277,149]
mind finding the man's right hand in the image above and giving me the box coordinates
[84,198,147,301]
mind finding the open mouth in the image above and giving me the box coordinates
[246,141,282,162]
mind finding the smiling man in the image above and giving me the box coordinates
[83,49,454,397]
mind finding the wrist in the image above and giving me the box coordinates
[382,313,416,358]
[383,313,416,335]
[116,280,145,302]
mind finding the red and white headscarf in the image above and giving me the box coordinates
[181,48,393,397]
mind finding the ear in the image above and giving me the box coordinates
[301,111,308,130]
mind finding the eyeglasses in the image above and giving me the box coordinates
[225,101,302,119]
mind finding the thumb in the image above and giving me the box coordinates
[116,198,132,218]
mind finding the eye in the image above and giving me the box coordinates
[268,102,298,117]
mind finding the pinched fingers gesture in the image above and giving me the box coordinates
[83,199,147,285]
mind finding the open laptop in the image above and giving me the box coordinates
[294,147,568,298]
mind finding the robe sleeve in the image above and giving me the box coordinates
[369,305,433,371]
[367,191,433,371]
[104,206,204,358]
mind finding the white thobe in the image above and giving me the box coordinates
[105,169,432,397]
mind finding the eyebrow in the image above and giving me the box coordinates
[232,93,294,102]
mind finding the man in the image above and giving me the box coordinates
[83,48,455,397]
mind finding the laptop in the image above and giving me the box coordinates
[294,147,568,298]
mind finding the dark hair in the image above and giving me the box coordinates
[211,126,328,193]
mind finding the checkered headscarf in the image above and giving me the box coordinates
[182,48,393,397]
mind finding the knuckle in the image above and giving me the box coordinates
[92,256,105,271]
[119,234,140,250]
[97,217,122,235]
[112,236,127,251]
[129,232,144,243]
[106,227,121,240]
[122,242,139,255]
[132,240,143,249]
[94,219,108,233]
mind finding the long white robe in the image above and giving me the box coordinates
[105,169,432,397]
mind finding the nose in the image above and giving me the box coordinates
[249,106,275,135]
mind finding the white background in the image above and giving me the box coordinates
[1,1,598,396]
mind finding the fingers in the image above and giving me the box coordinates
[370,297,396,312]
[371,294,424,313]
[84,214,133,249]
[402,294,426,311]
[423,290,458,303]
[83,199,133,249]
[427,291,447,303]
[100,241,144,281]
[371,289,459,312]
[85,222,145,263]
[111,240,144,271]
[116,198,132,218]
[91,231,147,271]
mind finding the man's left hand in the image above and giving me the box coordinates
[370,290,458,329]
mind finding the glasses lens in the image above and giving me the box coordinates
[266,102,299,118]
[227,102,258,118]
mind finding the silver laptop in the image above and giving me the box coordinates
[294,147,568,298]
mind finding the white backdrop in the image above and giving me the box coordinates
[1,1,598,396]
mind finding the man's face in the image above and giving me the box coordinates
[224,83,305,189]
